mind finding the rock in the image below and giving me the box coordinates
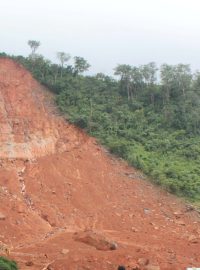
[41,213,49,222]
[176,220,185,226]
[138,257,149,266]
[185,204,195,212]
[127,173,136,179]
[74,230,118,251]
[61,249,69,255]
[0,213,6,220]
[25,261,34,266]
[144,208,151,214]
[173,211,183,219]
[188,235,199,243]
[131,227,139,232]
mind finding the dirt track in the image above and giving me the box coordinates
[0,58,200,270]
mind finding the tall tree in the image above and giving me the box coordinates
[73,57,90,75]
[141,62,158,104]
[130,67,143,99]
[57,52,71,78]
[28,40,40,58]
[114,64,132,100]
[160,64,175,104]
[141,62,157,85]
[174,64,192,97]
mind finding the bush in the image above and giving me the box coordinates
[0,257,19,270]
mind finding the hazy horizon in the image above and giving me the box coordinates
[1,0,200,75]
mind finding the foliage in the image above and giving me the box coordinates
[0,257,19,270]
[73,56,91,75]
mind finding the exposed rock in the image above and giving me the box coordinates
[74,230,118,251]
[185,204,195,212]
[0,213,6,220]
[47,265,54,270]
[41,213,49,222]
[25,261,34,266]
[61,249,69,255]
[176,220,185,226]
[188,235,199,244]
[138,258,149,266]
[131,227,139,232]
[144,208,151,214]
[173,211,183,218]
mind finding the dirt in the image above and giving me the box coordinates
[0,58,200,270]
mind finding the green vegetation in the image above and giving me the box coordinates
[0,257,19,270]
[1,46,200,202]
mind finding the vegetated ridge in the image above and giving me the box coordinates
[0,58,200,270]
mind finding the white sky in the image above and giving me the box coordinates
[0,0,200,74]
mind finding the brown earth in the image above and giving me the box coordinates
[0,58,200,270]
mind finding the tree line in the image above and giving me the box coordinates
[24,40,200,135]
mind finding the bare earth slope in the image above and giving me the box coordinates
[0,58,200,270]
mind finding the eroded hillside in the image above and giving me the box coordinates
[0,58,200,270]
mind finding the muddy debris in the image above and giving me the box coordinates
[74,230,118,251]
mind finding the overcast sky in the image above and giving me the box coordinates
[1,0,200,74]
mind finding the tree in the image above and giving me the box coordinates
[174,64,192,97]
[73,56,90,75]
[31,55,51,81]
[160,64,193,125]
[114,64,132,100]
[160,64,175,104]
[57,52,71,78]
[141,62,158,105]
[51,64,59,83]
[130,67,143,99]
[27,40,40,58]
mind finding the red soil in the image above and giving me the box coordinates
[0,58,200,270]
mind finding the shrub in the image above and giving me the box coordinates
[0,257,19,270]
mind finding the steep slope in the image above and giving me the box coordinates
[0,58,200,270]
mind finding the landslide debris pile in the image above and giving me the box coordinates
[0,58,200,270]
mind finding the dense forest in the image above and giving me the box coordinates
[1,42,200,202]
